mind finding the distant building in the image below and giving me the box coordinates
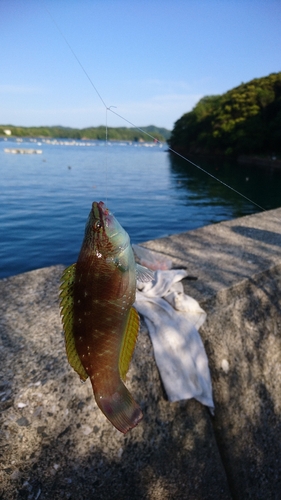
[4,129,12,136]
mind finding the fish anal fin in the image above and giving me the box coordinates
[59,264,88,382]
[119,307,140,381]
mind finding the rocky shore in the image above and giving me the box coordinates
[1,208,281,499]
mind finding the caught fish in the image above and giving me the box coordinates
[60,201,153,433]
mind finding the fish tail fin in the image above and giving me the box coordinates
[95,381,143,434]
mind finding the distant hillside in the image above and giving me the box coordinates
[0,124,170,142]
[168,72,281,157]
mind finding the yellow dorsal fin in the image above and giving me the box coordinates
[59,264,88,382]
[119,307,140,381]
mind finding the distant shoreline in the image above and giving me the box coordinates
[0,124,171,143]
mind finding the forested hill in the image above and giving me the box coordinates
[168,72,281,157]
[0,124,170,142]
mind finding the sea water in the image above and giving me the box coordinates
[1,138,281,279]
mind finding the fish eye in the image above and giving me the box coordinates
[94,220,102,231]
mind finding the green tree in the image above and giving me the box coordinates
[168,71,281,157]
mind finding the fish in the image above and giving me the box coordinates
[59,201,153,433]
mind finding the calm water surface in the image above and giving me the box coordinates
[1,138,281,279]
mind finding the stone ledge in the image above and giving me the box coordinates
[143,207,281,302]
[1,207,281,499]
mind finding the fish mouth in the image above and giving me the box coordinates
[92,201,109,227]
[92,201,119,235]
[92,201,109,218]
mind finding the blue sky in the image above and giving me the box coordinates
[1,0,281,130]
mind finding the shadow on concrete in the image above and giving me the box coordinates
[201,264,281,499]
[232,225,281,247]
[2,246,281,499]
[213,383,281,500]
[0,267,230,500]
[15,407,228,500]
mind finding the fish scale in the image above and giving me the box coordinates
[60,200,153,433]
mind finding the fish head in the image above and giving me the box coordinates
[82,201,129,257]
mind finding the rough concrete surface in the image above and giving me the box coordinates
[1,207,281,499]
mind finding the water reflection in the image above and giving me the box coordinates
[168,153,281,219]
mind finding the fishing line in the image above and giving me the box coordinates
[108,108,267,212]
[104,105,117,204]
[44,1,115,204]
[43,3,107,110]
[44,3,268,214]
[105,107,108,203]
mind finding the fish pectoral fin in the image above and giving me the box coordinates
[119,307,140,381]
[136,263,155,283]
[59,263,88,382]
